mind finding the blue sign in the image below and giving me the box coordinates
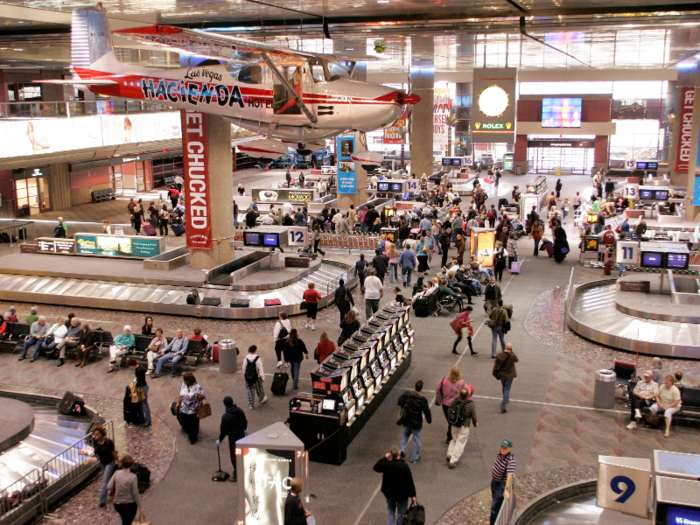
[338,137,357,195]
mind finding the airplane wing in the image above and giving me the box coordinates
[114,25,317,64]
[33,79,118,85]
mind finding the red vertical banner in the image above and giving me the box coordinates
[676,87,695,173]
[180,110,213,250]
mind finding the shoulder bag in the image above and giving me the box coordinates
[196,399,212,420]
[493,353,512,380]
[435,377,444,406]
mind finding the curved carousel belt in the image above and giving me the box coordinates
[0,261,356,320]
[567,280,700,359]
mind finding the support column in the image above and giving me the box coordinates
[409,37,435,178]
[189,114,235,269]
[39,70,64,102]
[48,163,71,211]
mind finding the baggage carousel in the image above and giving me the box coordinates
[567,276,700,359]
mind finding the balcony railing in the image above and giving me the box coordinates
[0,100,172,120]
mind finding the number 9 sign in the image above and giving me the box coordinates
[597,456,651,518]
[610,475,636,503]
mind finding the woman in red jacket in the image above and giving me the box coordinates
[314,331,336,364]
[302,282,322,331]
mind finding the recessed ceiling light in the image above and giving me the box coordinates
[14,49,23,51]
[346,48,354,50]
[377,1,390,3]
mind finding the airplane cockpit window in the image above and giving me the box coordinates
[311,64,325,83]
[308,58,349,82]
[238,65,262,84]
[327,62,349,81]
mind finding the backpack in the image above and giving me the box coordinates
[448,400,468,427]
[244,355,260,384]
[277,323,289,340]
[488,209,496,219]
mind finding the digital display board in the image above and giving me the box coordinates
[637,161,659,170]
[640,189,654,199]
[666,253,689,269]
[390,182,403,192]
[641,252,664,267]
[244,232,262,246]
[75,234,162,259]
[654,189,669,200]
[377,182,390,192]
[252,188,315,203]
[441,158,452,166]
[583,237,599,252]
[542,97,582,128]
[241,447,295,524]
[452,158,462,166]
[263,233,279,247]
[664,505,700,525]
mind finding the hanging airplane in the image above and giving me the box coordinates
[39,4,420,158]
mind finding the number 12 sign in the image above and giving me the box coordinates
[616,241,639,264]
[287,227,308,247]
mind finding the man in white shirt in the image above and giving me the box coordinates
[627,370,658,430]
[281,201,294,217]
[262,213,275,225]
[332,210,343,230]
[364,269,384,319]
[243,345,267,409]
[337,214,350,233]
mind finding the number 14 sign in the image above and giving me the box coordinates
[616,241,639,264]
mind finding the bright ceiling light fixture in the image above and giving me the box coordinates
[377,0,390,3]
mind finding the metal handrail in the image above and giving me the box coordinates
[0,100,171,120]
[563,267,576,333]
[0,219,36,245]
[494,477,517,525]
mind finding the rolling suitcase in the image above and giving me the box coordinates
[143,223,156,236]
[201,297,221,306]
[171,223,186,236]
[212,344,219,363]
[123,386,140,425]
[412,296,431,318]
[230,297,250,308]
[271,365,289,396]
[603,261,613,275]
[510,261,521,274]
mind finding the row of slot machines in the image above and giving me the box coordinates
[289,305,415,426]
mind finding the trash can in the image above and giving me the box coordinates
[593,369,616,409]
[218,339,238,374]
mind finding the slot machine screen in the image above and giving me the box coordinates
[322,398,336,411]
[371,359,382,377]
[378,351,388,368]
[342,389,353,404]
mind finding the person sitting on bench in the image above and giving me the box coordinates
[146,328,168,375]
[18,316,50,362]
[152,329,189,378]
[107,325,135,373]
[75,323,96,368]
[56,317,82,367]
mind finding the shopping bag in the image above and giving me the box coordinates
[196,401,212,420]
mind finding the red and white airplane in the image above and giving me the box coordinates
[51,5,420,158]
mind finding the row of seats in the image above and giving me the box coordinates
[92,188,116,202]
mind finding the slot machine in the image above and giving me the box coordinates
[310,364,351,398]
[324,355,361,382]
[369,358,383,392]
[377,350,391,379]
[386,342,399,368]
[340,386,356,423]
[360,367,375,398]
[351,377,366,410]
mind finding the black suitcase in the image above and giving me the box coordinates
[271,368,289,396]
[230,297,250,308]
[58,391,85,416]
[186,289,199,305]
[123,387,141,425]
[201,297,221,306]
[413,296,431,318]
[131,462,151,492]
[171,223,186,236]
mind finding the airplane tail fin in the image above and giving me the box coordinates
[71,5,118,76]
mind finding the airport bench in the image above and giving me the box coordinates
[92,188,116,203]
[629,381,700,429]
[127,336,206,370]
[0,322,31,353]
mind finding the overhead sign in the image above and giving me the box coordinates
[337,136,357,195]
[528,140,595,148]
[676,87,694,173]
[75,234,164,259]
[181,110,213,250]
[252,188,316,203]
[434,89,451,153]
[597,456,651,519]
[472,68,517,144]
[384,110,407,145]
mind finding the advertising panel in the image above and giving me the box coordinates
[472,68,517,144]
[676,87,695,173]
[337,136,357,195]
[252,188,316,203]
[37,238,76,255]
[181,110,213,250]
[434,89,451,154]
[101,112,182,146]
[0,118,102,158]
[240,447,296,524]
[75,234,163,259]
[694,128,700,206]
[384,110,407,145]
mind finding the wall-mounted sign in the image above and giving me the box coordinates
[472,69,517,144]
[181,110,213,251]
[527,140,595,149]
[676,87,694,174]
[384,110,407,145]
[13,167,50,180]
[36,237,76,255]
[75,233,164,259]
[337,136,357,195]
[434,89,451,153]
[251,188,316,203]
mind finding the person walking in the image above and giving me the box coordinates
[273,313,292,366]
[450,307,477,355]
[561,198,571,224]
[243,345,267,409]
[439,227,452,268]
[355,254,368,293]
[399,244,418,288]
[490,439,516,525]
[373,250,389,284]
[416,236,430,273]
[436,366,471,444]
[339,310,361,347]
[302,282,322,331]
[555,178,562,199]
[126,359,151,426]
[493,242,508,283]
[107,454,144,525]
[334,279,354,322]
[388,244,400,283]
[284,478,313,525]
[484,277,502,314]
[493,343,518,413]
[488,300,509,358]
[314,331,336,363]
[216,396,247,482]
[176,372,206,444]
[446,388,478,469]
[284,329,309,390]
[312,224,325,256]
[83,424,118,508]
[364,269,383,319]
[373,446,417,525]
[397,380,432,463]
[531,220,543,256]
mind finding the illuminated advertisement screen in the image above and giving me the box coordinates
[75,234,162,259]
[666,253,689,269]
[252,188,315,203]
[241,447,295,524]
[263,233,279,247]
[542,98,582,128]
[641,252,663,267]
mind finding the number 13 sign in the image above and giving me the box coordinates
[597,456,651,518]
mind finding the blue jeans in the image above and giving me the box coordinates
[401,267,412,286]
[386,497,409,525]
[155,352,185,375]
[472,280,484,294]
[490,480,506,525]
[617,263,625,278]
[40,340,59,358]
[501,378,513,410]
[99,460,117,504]
[290,361,301,388]
[139,384,151,425]
[366,298,380,319]
[534,238,540,255]
[389,263,398,283]
[400,426,422,461]
[21,336,42,358]
[491,326,505,357]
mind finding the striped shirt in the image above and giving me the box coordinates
[492,452,516,482]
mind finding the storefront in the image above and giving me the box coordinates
[12,167,51,216]
[526,138,595,174]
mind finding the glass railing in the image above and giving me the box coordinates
[0,100,172,120]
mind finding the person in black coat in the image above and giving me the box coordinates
[553,225,568,263]
[284,329,309,390]
[373,447,417,525]
[284,478,312,525]
[245,207,258,229]
[216,396,247,482]
[334,279,354,322]
[372,252,389,284]
[397,381,432,463]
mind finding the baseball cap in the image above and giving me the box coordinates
[501,439,513,448]
[643,370,653,377]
